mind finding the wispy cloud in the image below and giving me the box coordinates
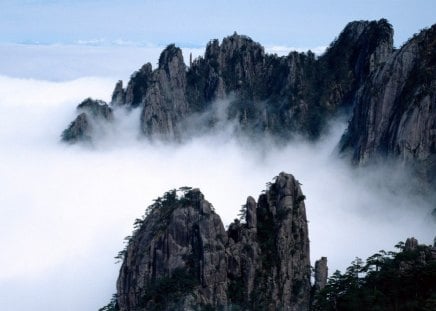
[0,75,433,310]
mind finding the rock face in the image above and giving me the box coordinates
[311,257,328,306]
[61,20,434,187]
[313,257,328,292]
[340,25,436,187]
[117,188,227,310]
[62,19,394,141]
[61,98,113,142]
[115,172,313,310]
[141,21,391,139]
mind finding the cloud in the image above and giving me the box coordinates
[0,75,433,311]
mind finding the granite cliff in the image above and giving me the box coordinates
[62,98,113,142]
[340,24,436,187]
[108,172,319,311]
[63,19,393,142]
[61,19,435,185]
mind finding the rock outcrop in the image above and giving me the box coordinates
[63,19,394,142]
[311,257,328,306]
[61,20,435,188]
[313,257,328,292]
[340,25,436,187]
[115,172,314,311]
[61,98,113,143]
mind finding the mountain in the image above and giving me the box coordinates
[62,19,393,142]
[61,19,435,187]
[339,24,436,188]
[105,172,322,311]
[62,98,113,142]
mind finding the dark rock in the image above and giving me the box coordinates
[340,24,436,188]
[313,257,328,292]
[405,237,419,251]
[61,98,113,142]
[183,21,393,139]
[111,80,125,107]
[115,172,312,310]
[140,45,189,139]
[64,19,396,143]
[311,257,328,307]
[124,63,153,108]
[60,20,434,189]
[245,196,257,229]
[246,172,311,310]
[61,112,90,142]
[116,188,227,310]
[77,98,113,120]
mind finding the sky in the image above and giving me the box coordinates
[1,0,435,48]
[0,1,435,311]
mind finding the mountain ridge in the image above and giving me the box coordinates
[61,19,435,188]
[63,19,393,141]
[110,172,317,311]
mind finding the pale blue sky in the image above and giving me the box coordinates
[1,0,435,48]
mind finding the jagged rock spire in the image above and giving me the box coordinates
[115,172,312,310]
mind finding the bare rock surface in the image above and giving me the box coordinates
[340,25,436,187]
[63,19,394,141]
[116,172,314,311]
[61,98,113,142]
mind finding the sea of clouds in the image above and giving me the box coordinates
[0,45,434,310]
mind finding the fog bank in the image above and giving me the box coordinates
[0,75,433,311]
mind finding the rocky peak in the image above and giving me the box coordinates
[218,32,265,92]
[313,257,328,292]
[63,19,399,143]
[311,257,328,307]
[124,63,153,108]
[61,98,113,142]
[77,98,113,120]
[114,172,314,310]
[405,237,419,251]
[111,80,125,107]
[339,24,436,188]
[245,196,257,229]
[140,44,189,139]
[116,187,227,310]
[204,38,220,60]
[61,112,90,143]
[158,44,186,74]
[318,19,393,109]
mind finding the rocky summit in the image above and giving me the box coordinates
[63,19,394,141]
[110,172,320,311]
[62,98,113,143]
[61,19,435,189]
[339,24,436,187]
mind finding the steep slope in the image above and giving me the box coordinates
[340,25,436,187]
[113,172,313,311]
[62,19,393,142]
[62,98,113,143]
